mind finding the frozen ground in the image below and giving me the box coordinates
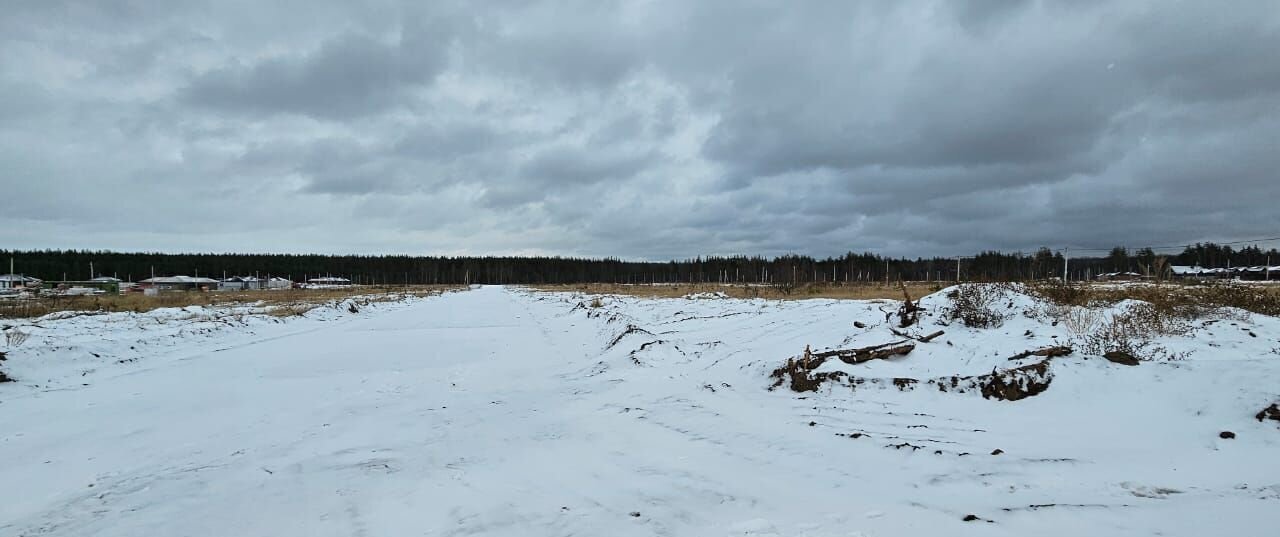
[1,285,1278,536]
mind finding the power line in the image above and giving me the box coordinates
[1061,235,1280,253]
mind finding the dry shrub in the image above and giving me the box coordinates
[943,283,1010,328]
[1027,280,1092,307]
[5,328,29,347]
[1029,281,1280,319]
[1054,305,1101,338]
[1076,303,1189,361]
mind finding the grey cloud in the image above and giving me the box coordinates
[2,0,1278,259]
[181,30,448,119]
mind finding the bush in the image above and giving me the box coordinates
[943,284,1009,328]
[1027,280,1092,307]
[1076,302,1189,361]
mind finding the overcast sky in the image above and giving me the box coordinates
[2,1,1278,259]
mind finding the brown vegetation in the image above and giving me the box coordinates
[531,282,943,301]
[0,285,463,319]
[1027,280,1280,317]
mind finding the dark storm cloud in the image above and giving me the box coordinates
[181,29,449,119]
[2,0,1278,258]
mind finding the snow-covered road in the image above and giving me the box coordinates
[3,285,1278,536]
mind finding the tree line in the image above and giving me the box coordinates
[1,243,1275,285]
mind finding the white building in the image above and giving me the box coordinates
[218,276,265,291]
[0,274,42,290]
[139,276,219,291]
[265,277,294,290]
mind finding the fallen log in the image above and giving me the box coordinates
[918,330,945,343]
[1007,346,1073,361]
[889,328,945,343]
[836,343,916,365]
[811,340,911,359]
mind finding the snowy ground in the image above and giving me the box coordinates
[1,285,1278,536]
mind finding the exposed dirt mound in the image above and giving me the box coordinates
[975,360,1054,401]
[0,351,10,382]
[1103,351,1140,366]
[768,355,846,392]
[769,352,1054,401]
[1257,403,1280,423]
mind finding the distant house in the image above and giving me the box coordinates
[307,276,352,286]
[265,277,294,290]
[90,276,122,283]
[1237,266,1280,281]
[1170,265,1277,280]
[0,274,42,290]
[139,275,219,291]
[218,276,265,291]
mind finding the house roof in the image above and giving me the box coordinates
[140,276,219,284]
[0,274,41,283]
[90,276,122,282]
[307,276,351,283]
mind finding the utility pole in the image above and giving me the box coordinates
[89,261,94,280]
[956,257,961,283]
[1063,249,1069,282]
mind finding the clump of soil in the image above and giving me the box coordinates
[768,354,847,392]
[0,370,11,383]
[1103,351,1140,366]
[771,352,1055,402]
[1219,431,1236,439]
[1257,403,1280,423]
[976,360,1053,401]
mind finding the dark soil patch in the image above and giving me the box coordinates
[768,354,848,392]
[1256,403,1280,423]
[1219,431,1236,439]
[1103,351,1140,366]
[1007,346,1072,361]
[772,354,1054,402]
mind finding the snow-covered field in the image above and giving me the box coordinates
[1,285,1278,536]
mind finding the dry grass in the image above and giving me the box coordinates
[1027,280,1280,318]
[0,285,464,320]
[530,282,945,301]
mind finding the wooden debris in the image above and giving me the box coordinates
[834,343,916,365]
[1007,346,1073,361]
[918,330,945,342]
[896,282,922,328]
